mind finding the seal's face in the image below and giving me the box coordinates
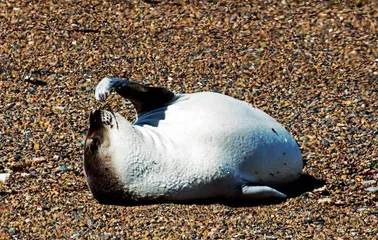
[84,110,111,167]
[84,110,127,204]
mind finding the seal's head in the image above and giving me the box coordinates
[84,110,128,204]
[84,110,112,163]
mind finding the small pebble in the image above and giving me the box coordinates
[59,166,69,172]
[76,140,85,147]
[365,187,378,193]
[318,198,332,204]
[362,180,377,186]
[0,173,10,182]
[71,232,81,238]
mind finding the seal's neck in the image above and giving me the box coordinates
[110,116,166,179]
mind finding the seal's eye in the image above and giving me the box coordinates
[90,137,100,152]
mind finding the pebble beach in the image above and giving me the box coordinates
[0,0,377,239]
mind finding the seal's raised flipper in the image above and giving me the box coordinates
[241,185,287,199]
[95,77,175,114]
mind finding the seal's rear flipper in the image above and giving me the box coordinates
[241,185,287,199]
[95,77,175,114]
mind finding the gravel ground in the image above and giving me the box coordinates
[1,0,377,239]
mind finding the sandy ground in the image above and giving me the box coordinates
[0,0,377,239]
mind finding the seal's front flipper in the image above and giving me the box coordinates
[241,185,287,199]
[95,77,175,114]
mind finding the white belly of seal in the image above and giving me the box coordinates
[109,92,303,200]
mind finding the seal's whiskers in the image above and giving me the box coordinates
[101,101,119,129]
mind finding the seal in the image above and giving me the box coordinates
[84,77,303,204]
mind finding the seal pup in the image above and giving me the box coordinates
[84,77,303,204]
